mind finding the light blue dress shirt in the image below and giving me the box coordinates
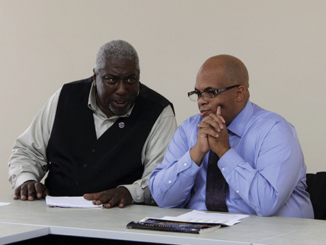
[149,101,314,218]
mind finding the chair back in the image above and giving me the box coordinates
[306,171,326,220]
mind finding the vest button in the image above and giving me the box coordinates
[91,149,95,153]
[75,181,79,185]
[83,164,87,168]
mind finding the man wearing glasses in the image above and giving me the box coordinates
[149,54,313,218]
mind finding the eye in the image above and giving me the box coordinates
[126,77,137,84]
[103,76,116,84]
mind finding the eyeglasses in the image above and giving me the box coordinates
[187,85,240,102]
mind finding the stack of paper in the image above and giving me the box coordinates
[154,210,249,226]
[45,196,101,208]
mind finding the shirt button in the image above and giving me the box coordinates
[184,163,187,166]
[168,180,172,184]
[83,164,87,168]
[236,190,239,193]
[222,168,225,171]
[91,149,95,153]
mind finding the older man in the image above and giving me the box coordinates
[9,40,177,208]
[149,55,314,218]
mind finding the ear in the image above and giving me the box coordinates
[93,69,97,86]
[235,86,246,102]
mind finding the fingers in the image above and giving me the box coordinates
[35,183,48,198]
[84,188,132,208]
[27,184,36,201]
[91,191,112,205]
[13,187,21,200]
[199,118,224,138]
[214,106,225,127]
[216,105,222,116]
[42,187,50,198]
[83,192,100,201]
[19,181,33,200]
[102,196,119,208]
[198,122,219,139]
[13,181,48,201]
[199,111,225,134]
[118,197,130,208]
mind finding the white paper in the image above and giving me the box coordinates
[45,196,102,208]
[143,210,249,226]
[0,202,11,206]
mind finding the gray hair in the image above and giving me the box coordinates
[94,40,140,73]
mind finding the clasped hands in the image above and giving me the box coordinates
[14,180,132,208]
[190,106,231,165]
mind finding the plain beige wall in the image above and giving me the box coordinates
[1,0,326,196]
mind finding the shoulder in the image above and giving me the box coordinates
[248,102,295,136]
[59,77,93,98]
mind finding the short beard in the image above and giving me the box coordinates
[109,102,132,116]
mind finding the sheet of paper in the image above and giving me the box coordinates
[143,210,249,226]
[45,196,102,208]
[0,202,11,206]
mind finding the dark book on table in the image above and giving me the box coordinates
[126,218,221,234]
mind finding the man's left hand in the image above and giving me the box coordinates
[205,106,231,158]
[83,187,132,208]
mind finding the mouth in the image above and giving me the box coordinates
[112,100,129,109]
[200,110,210,117]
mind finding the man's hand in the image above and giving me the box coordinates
[207,106,230,158]
[190,106,226,165]
[13,180,49,201]
[83,187,132,208]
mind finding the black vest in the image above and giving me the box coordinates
[45,77,173,196]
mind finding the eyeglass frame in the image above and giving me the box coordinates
[187,84,240,102]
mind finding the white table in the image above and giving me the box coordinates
[0,194,325,244]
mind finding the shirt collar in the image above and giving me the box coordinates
[227,100,253,138]
[87,84,134,119]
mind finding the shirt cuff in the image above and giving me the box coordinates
[218,148,243,176]
[14,173,37,189]
[119,184,156,205]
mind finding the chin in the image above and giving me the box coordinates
[109,104,131,116]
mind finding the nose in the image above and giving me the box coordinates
[197,95,207,106]
[115,80,128,95]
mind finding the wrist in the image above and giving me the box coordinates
[216,146,231,158]
[190,145,208,166]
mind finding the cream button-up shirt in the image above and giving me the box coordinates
[8,84,177,204]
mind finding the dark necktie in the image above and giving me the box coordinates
[205,150,228,212]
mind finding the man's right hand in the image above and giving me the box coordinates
[13,180,49,201]
[190,106,226,166]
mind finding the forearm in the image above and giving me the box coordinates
[221,144,302,216]
[149,150,200,208]
[8,88,60,189]
[9,148,48,189]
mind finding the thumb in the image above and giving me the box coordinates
[216,106,225,124]
[216,106,221,116]
[83,192,99,200]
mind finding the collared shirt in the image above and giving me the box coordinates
[8,84,177,203]
[149,101,314,218]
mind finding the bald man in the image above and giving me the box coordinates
[149,55,314,218]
